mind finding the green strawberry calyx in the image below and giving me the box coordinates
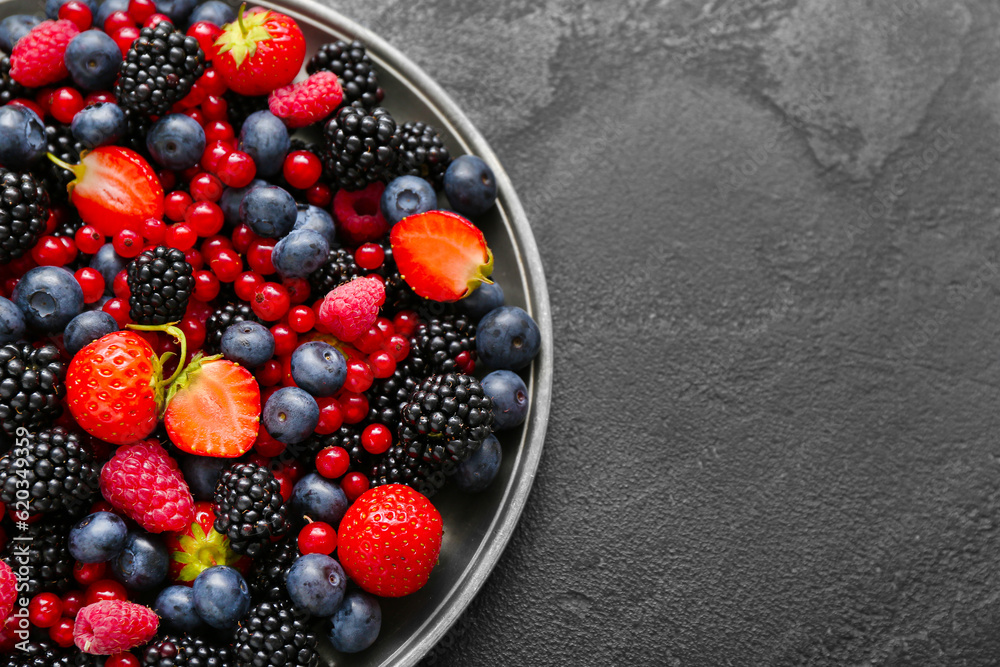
[215,3,273,68]
[162,352,224,409]
[172,520,243,582]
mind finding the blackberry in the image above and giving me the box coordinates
[0,426,99,516]
[126,245,194,325]
[306,40,383,110]
[213,463,289,557]
[115,21,206,116]
[233,600,319,667]
[0,169,49,264]
[121,108,153,154]
[412,315,477,374]
[322,106,400,191]
[247,538,299,603]
[1,518,74,597]
[225,92,269,129]
[204,303,260,354]
[285,426,371,472]
[366,355,430,427]
[370,442,442,497]
[399,373,494,466]
[36,123,83,204]
[51,211,83,239]
[307,247,360,298]
[0,342,65,437]
[397,121,452,187]
[0,638,91,667]
[141,634,232,667]
[0,55,28,106]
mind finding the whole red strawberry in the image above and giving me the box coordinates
[74,600,158,654]
[164,501,251,583]
[317,276,385,343]
[337,484,443,597]
[9,20,79,87]
[213,4,305,96]
[0,561,14,623]
[100,440,195,533]
[268,71,343,128]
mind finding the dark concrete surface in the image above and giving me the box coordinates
[327,0,1000,664]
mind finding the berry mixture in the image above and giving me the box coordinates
[0,0,542,663]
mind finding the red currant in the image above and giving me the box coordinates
[144,13,171,28]
[113,228,144,258]
[362,424,392,455]
[393,310,420,337]
[287,305,316,333]
[102,298,131,328]
[179,317,206,350]
[282,151,322,190]
[28,593,63,628]
[184,247,204,270]
[183,107,205,126]
[354,318,393,354]
[255,359,282,387]
[75,267,105,303]
[85,580,128,605]
[112,25,140,54]
[141,217,166,244]
[247,238,276,275]
[203,120,234,142]
[282,276,310,305]
[269,322,297,356]
[127,0,156,22]
[73,560,107,586]
[58,1,92,30]
[164,190,193,222]
[368,350,395,379]
[192,270,220,302]
[185,201,225,236]
[386,334,410,362]
[31,235,66,266]
[166,223,198,251]
[201,94,228,121]
[298,521,337,555]
[341,472,369,502]
[50,87,84,123]
[105,654,141,667]
[48,618,75,648]
[231,223,257,253]
[305,183,333,207]
[210,248,243,282]
[185,20,221,57]
[254,429,286,457]
[354,243,385,270]
[343,359,374,393]
[61,590,84,618]
[112,270,130,299]
[340,392,368,424]
[200,235,232,261]
[316,446,350,479]
[84,90,116,106]
[189,172,224,202]
[315,396,343,434]
[103,10,134,34]
[198,68,227,96]
[217,150,256,188]
[74,224,104,254]
[201,140,232,172]
[234,271,265,301]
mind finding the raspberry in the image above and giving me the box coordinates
[268,71,344,129]
[74,600,159,655]
[332,181,388,244]
[9,20,80,87]
[318,276,386,342]
[99,440,195,533]
[0,560,14,622]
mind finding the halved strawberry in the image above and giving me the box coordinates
[49,146,165,236]
[389,210,494,301]
[164,355,260,457]
[165,502,250,583]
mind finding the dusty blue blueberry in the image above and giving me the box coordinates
[286,553,346,617]
[147,114,206,170]
[89,243,127,295]
[71,102,127,149]
[154,585,203,632]
[239,111,289,177]
[187,0,235,26]
[289,473,349,526]
[220,320,274,368]
[293,205,337,246]
[480,370,528,431]
[444,155,497,218]
[381,175,438,225]
[460,281,504,320]
[64,310,118,355]
[95,0,128,28]
[69,512,128,563]
[181,454,228,502]
[452,433,502,493]
[240,185,297,238]
[326,591,381,653]
[12,266,84,333]
[154,0,197,22]
[0,105,46,169]
[290,341,346,397]
[476,306,541,371]
[221,179,266,226]
[0,296,25,344]
[0,15,41,52]
[111,531,169,591]
[192,566,251,630]
[65,30,121,90]
[272,229,329,279]
[263,386,319,443]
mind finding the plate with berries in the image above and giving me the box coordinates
[0,0,552,664]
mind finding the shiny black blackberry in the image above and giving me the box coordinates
[0,168,48,264]
[213,463,289,557]
[306,40,383,110]
[399,373,494,466]
[233,600,319,667]
[0,426,99,516]
[366,354,431,427]
[0,638,91,667]
[307,247,360,298]
[141,634,232,667]
[127,245,194,325]
[247,538,299,603]
[36,123,83,204]
[0,55,27,106]
[225,92,269,128]
[324,425,372,471]
[51,211,83,238]
[1,518,74,597]
[115,21,206,116]
[121,108,153,154]
[413,315,477,374]
[205,303,260,354]
[397,121,451,187]
[370,442,443,497]
[322,106,400,191]
[0,342,65,437]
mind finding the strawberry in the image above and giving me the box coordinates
[337,484,443,597]
[9,20,79,87]
[213,5,306,97]
[317,276,385,343]
[74,600,158,654]
[389,210,494,301]
[333,182,388,245]
[99,440,195,533]
[49,146,165,237]
[268,71,343,128]
[0,560,15,624]
[164,501,250,583]
[164,354,261,457]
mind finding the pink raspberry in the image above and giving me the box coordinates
[333,182,388,244]
[74,600,159,655]
[0,560,14,623]
[99,440,195,533]
[268,71,344,128]
[318,276,386,342]
[10,20,80,87]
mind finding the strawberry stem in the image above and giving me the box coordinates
[127,323,188,388]
[237,2,248,36]
[46,152,85,181]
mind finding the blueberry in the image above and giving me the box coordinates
[293,205,337,247]
[220,179,266,226]
[65,30,121,91]
[95,0,128,32]
[220,320,274,368]
[180,454,228,502]
[452,433,502,493]
[476,306,541,371]
[0,105,47,170]
[326,591,381,653]
[381,175,438,225]
[64,311,118,355]
[71,102,127,149]
[240,185,297,238]
[0,15,41,52]
[444,155,498,218]
[262,387,319,444]
[272,229,329,280]
[12,266,84,333]
[192,566,251,630]
[89,243,127,295]
[68,512,128,563]
[154,585,203,632]
[481,370,528,431]
[239,111,289,178]
[46,0,98,19]
[459,280,504,320]
[290,341,346,397]
[0,297,25,344]
[286,553,346,617]
[154,0,198,23]
[289,473,349,526]
[147,114,206,171]
[187,0,235,26]
[110,531,169,591]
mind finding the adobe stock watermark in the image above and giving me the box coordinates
[8,427,36,652]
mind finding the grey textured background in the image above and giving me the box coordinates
[325,0,1000,665]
